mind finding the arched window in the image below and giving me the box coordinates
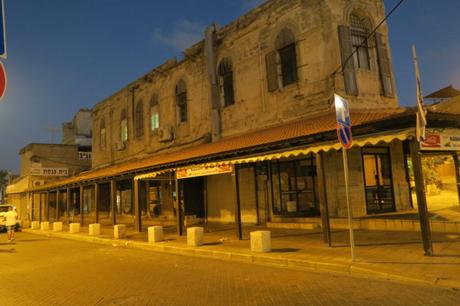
[135,100,144,138]
[275,28,298,87]
[175,80,188,123]
[120,109,128,142]
[266,28,298,92]
[350,13,371,70]
[150,94,160,131]
[218,58,235,106]
[99,118,106,149]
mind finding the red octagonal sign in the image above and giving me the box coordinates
[0,61,6,101]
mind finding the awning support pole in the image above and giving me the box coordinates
[316,152,331,246]
[175,176,183,236]
[39,193,42,223]
[94,183,99,224]
[66,188,71,224]
[452,153,460,206]
[46,191,50,221]
[409,139,433,256]
[134,179,141,232]
[79,185,84,226]
[110,180,117,226]
[232,165,243,240]
[56,190,60,221]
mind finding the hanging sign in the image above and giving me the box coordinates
[421,129,460,151]
[176,164,233,179]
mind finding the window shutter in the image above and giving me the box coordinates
[265,51,279,92]
[375,33,394,97]
[338,26,358,96]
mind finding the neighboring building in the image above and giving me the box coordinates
[29,0,460,235]
[6,109,93,224]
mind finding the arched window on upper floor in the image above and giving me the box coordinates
[175,80,188,123]
[338,11,393,97]
[99,118,106,149]
[217,58,235,107]
[135,100,144,138]
[350,13,371,70]
[266,28,298,92]
[120,109,128,142]
[150,94,160,131]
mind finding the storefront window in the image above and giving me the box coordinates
[270,156,319,216]
[362,147,395,214]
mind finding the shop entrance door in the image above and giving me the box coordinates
[183,177,205,219]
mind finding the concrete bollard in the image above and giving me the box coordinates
[114,224,126,239]
[40,221,50,231]
[53,222,63,232]
[148,226,164,243]
[30,221,40,230]
[187,227,204,247]
[250,230,271,253]
[69,223,80,234]
[89,223,101,236]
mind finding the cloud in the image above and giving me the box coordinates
[152,20,204,52]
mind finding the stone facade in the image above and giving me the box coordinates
[91,0,398,169]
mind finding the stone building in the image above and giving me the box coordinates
[29,0,460,236]
[6,121,92,224]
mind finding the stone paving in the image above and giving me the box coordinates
[24,222,460,290]
[1,232,460,305]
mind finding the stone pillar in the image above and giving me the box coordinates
[187,227,203,246]
[250,231,271,253]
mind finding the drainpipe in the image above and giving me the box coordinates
[205,23,221,142]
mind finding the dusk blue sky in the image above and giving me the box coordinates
[0,0,459,172]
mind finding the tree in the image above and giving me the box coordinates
[0,169,8,203]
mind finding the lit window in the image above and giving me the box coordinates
[120,109,128,142]
[100,118,106,149]
[150,94,160,131]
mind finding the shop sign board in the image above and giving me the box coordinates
[176,164,233,179]
[420,129,460,151]
[30,167,69,176]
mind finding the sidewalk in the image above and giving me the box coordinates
[23,223,460,290]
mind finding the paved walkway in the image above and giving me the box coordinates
[23,223,460,290]
[3,233,459,305]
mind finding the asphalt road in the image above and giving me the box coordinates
[1,232,459,306]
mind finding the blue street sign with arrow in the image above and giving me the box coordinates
[0,0,6,59]
[334,94,352,149]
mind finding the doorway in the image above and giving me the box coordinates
[182,177,205,219]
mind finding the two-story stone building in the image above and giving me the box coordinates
[30,0,460,237]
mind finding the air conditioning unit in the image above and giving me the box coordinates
[158,125,174,142]
[33,180,44,187]
[115,142,126,151]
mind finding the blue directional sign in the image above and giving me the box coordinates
[0,0,6,59]
[334,94,352,149]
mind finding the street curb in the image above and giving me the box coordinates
[22,229,459,290]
